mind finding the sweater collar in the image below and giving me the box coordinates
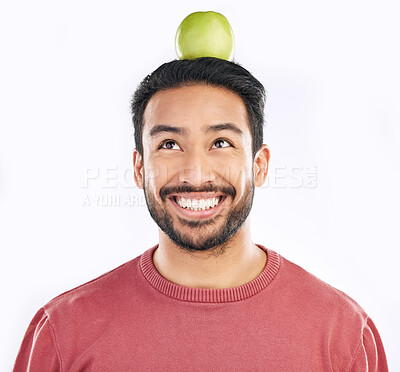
[140,244,280,303]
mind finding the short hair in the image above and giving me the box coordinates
[131,57,266,157]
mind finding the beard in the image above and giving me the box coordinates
[143,175,255,256]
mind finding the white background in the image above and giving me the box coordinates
[1,0,399,370]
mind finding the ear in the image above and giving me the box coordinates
[254,144,270,187]
[133,149,144,189]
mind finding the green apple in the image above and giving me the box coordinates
[175,11,234,61]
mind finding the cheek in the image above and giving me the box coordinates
[235,166,253,194]
[216,158,253,191]
[143,159,174,193]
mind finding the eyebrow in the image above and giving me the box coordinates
[149,124,188,137]
[148,122,243,137]
[205,123,243,136]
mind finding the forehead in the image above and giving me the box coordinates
[142,85,250,135]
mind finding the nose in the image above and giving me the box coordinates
[178,149,216,187]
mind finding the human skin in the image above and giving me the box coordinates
[133,84,270,289]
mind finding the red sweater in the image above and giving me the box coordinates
[14,245,388,371]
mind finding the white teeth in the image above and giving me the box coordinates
[176,196,221,211]
[180,197,186,208]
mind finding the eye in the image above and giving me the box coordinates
[211,139,232,149]
[159,140,181,150]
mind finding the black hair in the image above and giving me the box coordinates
[131,57,265,157]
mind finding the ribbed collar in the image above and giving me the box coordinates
[140,244,280,303]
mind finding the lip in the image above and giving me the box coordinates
[169,194,227,219]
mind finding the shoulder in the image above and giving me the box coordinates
[273,251,388,370]
[269,251,386,369]
[270,251,371,349]
[277,253,368,320]
[42,252,144,320]
[14,252,148,371]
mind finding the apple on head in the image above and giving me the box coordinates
[175,11,235,61]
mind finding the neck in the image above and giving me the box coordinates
[153,220,267,289]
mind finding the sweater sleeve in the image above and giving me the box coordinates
[13,308,62,372]
[349,317,388,372]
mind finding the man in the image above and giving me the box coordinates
[14,57,388,371]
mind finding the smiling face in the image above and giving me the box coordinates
[133,84,269,254]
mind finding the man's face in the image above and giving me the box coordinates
[134,84,267,254]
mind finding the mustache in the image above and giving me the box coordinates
[160,183,236,201]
